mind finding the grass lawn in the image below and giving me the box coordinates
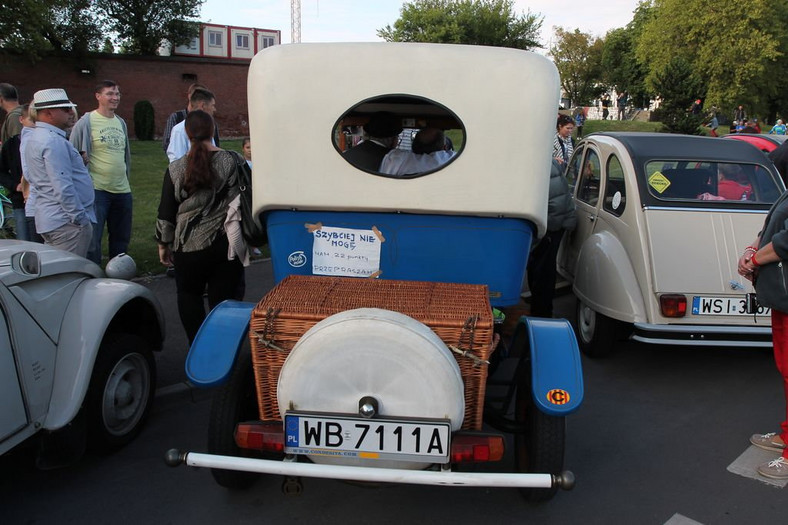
[583,119,662,135]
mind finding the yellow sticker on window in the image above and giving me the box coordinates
[648,171,671,194]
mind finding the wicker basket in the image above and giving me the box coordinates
[249,275,495,430]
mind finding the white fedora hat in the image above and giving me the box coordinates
[31,88,77,109]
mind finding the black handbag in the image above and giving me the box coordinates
[231,152,267,247]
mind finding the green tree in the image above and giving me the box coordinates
[0,0,104,59]
[96,0,203,56]
[378,0,543,50]
[133,100,155,140]
[652,57,704,134]
[636,0,788,116]
[550,27,604,107]
[601,1,654,108]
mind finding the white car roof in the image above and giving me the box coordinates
[248,43,559,230]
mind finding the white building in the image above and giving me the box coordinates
[171,23,281,60]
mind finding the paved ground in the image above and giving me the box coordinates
[4,312,788,523]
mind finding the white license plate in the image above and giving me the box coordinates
[284,412,451,463]
[691,296,771,316]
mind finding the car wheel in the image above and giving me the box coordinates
[513,331,565,503]
[575,299,618,358]
[207,345,266,490]
[86,333,155,453]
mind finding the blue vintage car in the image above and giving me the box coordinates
[167,43,583,502]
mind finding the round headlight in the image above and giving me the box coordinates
[105,253,137,280]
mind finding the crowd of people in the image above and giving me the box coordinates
[0,80,258,347]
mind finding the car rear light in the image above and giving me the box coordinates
[660,294,687,318]
[235,422,284,453]
[450,433,505,463]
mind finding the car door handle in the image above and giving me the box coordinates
[586,214,596,222]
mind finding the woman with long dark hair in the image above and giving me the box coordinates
[156,110,245,343]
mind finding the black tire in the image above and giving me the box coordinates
[575,299,618,358]
[207,345,265,490]
[86,333,156,453]
[512,325,566,502]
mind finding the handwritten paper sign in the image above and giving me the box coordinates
[312,226,383,277]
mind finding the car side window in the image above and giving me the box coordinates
[645,160,782,204]
[603,154,626,216]
[566,145,584,191]
[577,149,601,206]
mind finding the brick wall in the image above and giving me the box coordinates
[1,53,251,140]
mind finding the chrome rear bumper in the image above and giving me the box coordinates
[631,323,773,347]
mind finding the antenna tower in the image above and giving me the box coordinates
[291,0,302,43]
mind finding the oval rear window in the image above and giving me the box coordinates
[334,94,465,178]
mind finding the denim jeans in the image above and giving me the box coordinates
[12,208,28,241]
[88,190,132,265]
[25,216,44,243]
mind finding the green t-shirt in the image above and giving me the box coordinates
[89,111,129,193]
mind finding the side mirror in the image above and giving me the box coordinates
[11,251,41,276]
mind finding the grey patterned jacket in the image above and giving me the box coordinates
[156,150,241,252]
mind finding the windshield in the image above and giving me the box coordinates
[644,161,782,205]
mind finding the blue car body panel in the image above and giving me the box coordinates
[265,210,534,307]
[186,300,255,387]
[522,317,584,416]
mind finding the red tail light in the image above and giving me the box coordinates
[235,422,284,453]
[660,294,687,318]
[450,434,505,463]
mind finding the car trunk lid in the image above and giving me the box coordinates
[643,207,766,297]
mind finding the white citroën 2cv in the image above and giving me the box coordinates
[166,43,584,502]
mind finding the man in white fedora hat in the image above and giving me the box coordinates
[23,88,95,258]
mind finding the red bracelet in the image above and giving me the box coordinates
[751,253,760,267]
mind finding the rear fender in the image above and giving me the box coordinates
[522,317,584,416]
[186,301,255,387]
[573,231,646,323]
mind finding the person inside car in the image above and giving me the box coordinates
[378,127,455,176]
[698,164,752,201]
[342,112,402,172]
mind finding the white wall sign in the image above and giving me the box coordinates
[309,224,384,278]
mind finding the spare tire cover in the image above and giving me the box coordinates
[277,308,465,468]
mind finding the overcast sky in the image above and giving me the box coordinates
[199,0,641,47]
